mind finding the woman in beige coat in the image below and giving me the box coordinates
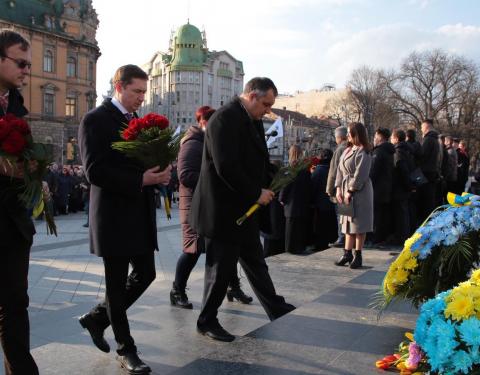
[334,122,373,268]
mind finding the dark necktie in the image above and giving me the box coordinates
[125,113,133,122]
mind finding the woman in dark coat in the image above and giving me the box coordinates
[311,149,338,251]
[279,145,312,254]
[170,106,252,308]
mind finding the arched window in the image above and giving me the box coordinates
[43,50,53,72]
[67,57,76,77]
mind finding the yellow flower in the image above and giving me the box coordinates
[404,257,418,270]
[394,268,409,284]
[445,294,475,321]
[405,332,414,341]
[471,269,480,284]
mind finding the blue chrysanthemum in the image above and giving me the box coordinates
[458,318,480,346]
[451,349,473,374]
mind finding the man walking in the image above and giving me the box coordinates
[190,77,295,342]
[0,29,39,375]
[78,65,171,374]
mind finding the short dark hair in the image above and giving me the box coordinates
[375,127,391,140]
[195,105,215,123]
[0,29,30,56]
[348,122,371,151]
[422,119,434,127]
[406,129,416,141]
[243,77,278,97]
[113,65,148,87]
[392,128,406,142]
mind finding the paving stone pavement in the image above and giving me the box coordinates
[0,206,418,375]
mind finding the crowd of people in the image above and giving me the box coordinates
[1,28,479,375]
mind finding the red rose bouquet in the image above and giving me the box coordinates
[112,113,181,170]
[0,114,57,235]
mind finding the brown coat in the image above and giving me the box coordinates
[335,146,373,234]
[178,125,205,253]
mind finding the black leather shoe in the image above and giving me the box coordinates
[78,314,110,353]
[116,352,151,374]
[197,321,235,342]
[170,283,193,309]
[334,249,353,266]
[350,250,363,269]
[226,287,253,304]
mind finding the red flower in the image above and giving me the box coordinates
[8,115,30,135]
[141,113,169,130]
[1,130,27,155]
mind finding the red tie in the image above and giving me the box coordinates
[0,95,8,114]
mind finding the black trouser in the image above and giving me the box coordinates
[198,236,295,327]
[373,201,392,243]
[285,216,307,254]
[0,239,39,375]
[88,252,156,355]
[418,179,437,224]
[391,198,410,244]
[173,251,242,291]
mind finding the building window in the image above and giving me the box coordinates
[44,93,54,116]
[66,96,76,117]
[43,50,54,72]
[87,61,94,81]
[67,57,76,77]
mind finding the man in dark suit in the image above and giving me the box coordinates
[190,77,295,342]
[78,65,171,374]
[0,29,39,375]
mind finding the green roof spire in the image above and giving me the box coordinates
[170,22,205,71]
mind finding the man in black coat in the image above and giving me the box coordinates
[78,65,171,374]
[0,30,39,375]
[370,128,395,245]
[189,77,295,342]
[418,119,440,223]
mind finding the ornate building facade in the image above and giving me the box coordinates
[141,22,244,130]
[0,0,100,163]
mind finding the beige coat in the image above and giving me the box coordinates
[335,146,373,234]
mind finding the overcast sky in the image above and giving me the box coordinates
[91,0,480,100]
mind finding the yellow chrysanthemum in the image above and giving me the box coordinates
[471,269,480,284]
[403,257,418,271]
[405,332,414,341]
[394,268,410,284]
[444,294,475,321]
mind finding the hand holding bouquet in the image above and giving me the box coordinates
[0,114,57,235]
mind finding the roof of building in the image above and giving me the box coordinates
[170,21,205,71]
[270,108,336,129]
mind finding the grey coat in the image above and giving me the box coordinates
[335,146,373,234]
[326,140,348,197]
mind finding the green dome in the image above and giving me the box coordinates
[170,22,205,71]
[175,23,202,46]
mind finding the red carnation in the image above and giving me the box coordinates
[0,118,13,141]
[142,113,169,130]
[1,130,27,155]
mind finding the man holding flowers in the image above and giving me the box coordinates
[0,29,39,375]
[78,65,170,374]
[190,77,295,342]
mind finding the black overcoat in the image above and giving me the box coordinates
[0,89,35,245]
[78,98,157,257]
[189,98,269,241]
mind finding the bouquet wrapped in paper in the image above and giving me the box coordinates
[0,114,56,235]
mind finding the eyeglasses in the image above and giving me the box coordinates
[1,55,32,70]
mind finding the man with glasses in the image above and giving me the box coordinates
[0,30,39,375]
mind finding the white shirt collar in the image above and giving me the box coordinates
[111,96,129,115]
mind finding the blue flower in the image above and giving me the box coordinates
[458,318,480,346]
[451,350,473,374]
[469,345,480,365]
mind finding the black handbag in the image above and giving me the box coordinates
[337,199,354,217]
[409,167,428,187]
